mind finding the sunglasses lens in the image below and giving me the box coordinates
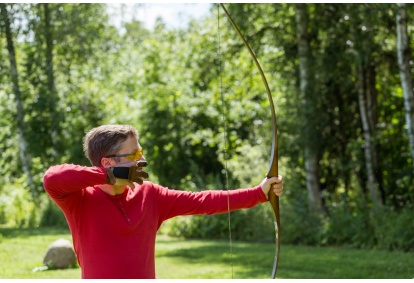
[127,149,143,160]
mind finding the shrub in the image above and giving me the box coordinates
[162,204,276,242]
[0,180,39,227]
[0,180,67,228]
[39,199,68,228]
[373,206,414,252]
[320,203,376,248]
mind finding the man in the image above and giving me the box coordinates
[43,124,284,279]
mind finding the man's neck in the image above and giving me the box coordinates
[99,184,126,196]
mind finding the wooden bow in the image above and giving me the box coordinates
[220,3,280,279]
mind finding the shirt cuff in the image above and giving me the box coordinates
[256,185,269,203]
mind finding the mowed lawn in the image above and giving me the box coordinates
[0,227,412,279]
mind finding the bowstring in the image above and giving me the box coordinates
[217,3,233,279]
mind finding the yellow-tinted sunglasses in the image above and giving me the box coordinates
[106,148,143,161]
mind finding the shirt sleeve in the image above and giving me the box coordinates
[154,184,268,221]
[43,164,108,209]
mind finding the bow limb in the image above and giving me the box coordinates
[220,3,280,279]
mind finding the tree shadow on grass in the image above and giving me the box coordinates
[157,239,276,278]
[0,226,70,239]
[157,239,414,279]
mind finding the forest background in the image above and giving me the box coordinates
[0,3,413,253]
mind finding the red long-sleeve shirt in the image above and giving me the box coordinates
[43,164,267,279]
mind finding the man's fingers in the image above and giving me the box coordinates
[273,175,283,183]
[129,166,149,181]
[135,171,149,179]
[267,175,282,184]
[271,175,283,196]
[273,187,283,196]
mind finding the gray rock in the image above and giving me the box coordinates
[43,238,77,269]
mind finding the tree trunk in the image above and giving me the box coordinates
[396,3,414,169]
[347,3,383,207]
[295,3,325,215]
[357,60,383,207]
[43,3,60,160]
[1,4,36,197]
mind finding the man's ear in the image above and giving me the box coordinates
[101,157,113,168]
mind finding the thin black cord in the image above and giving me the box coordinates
[217,3,233,279]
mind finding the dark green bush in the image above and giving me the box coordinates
[321,203,376,248]
[39,199,68,228]
[163,204,274,242]
[373,206,414,252]
[281,196,323,246]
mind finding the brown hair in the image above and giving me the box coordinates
[83,125,139,167]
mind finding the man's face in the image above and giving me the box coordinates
[102,136,146,168]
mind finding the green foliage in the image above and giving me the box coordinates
[39,199,67,227]
[164,205,275,243]
[0,89,18,185]
[163,214,229,239]
[282,199,323,246]
[373,206,414,252]
[321,202,376,249]
[0,180,38,227]
[0,180,67,228]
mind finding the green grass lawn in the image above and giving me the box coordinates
[0,227,412,279]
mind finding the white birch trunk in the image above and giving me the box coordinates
[357,64,382,206]
[396,3,414,169]
[296,4,325,215]
[1,4,36,196]
[43,3,59,159]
